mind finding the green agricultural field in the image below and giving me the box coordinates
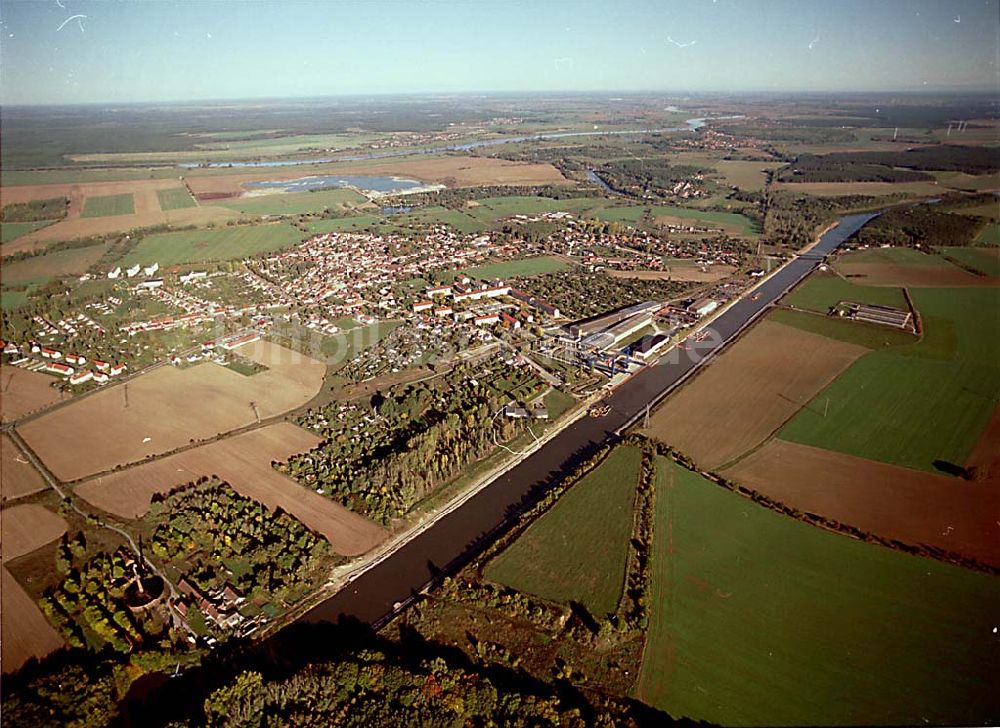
[1,243,111,285]
[156,187,197,211]
[462,255,568,279]
[306,215,384,233]
[713,159,784,192]
[639,459,1000,726]
[768,308,918,349]
[81,193,135,218]
[1,168,187,186]
[1,220,57,244]
[594,206,647,223]
[217,188,367,215]
[650,204,760,236]
[783,271,907,312]
[976,222,1000,246]
[940,246,1000,276]
[780,286,1000,472]
[485,446,641,617]
[1,289,28,310]
[120,223,306,267]
[393,206,487,234]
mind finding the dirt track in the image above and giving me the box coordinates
[75,423,387,557]
[643,319,867,470]
[19,341,325,481]
[724,438,1000,566]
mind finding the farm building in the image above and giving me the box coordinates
[219,332,261,351]
[689,298,719,317]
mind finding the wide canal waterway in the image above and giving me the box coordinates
[298,211,879,628]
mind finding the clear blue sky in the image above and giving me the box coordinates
[0,0,997,104]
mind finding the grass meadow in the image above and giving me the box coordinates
[485,446,641,617]
[1,220,57,244]
[121,223,306,266]
[156,187,197,211]
[81,193,135,218]
[783,272,907,312]
[462,255,569,279]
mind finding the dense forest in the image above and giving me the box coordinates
[779,145,1000,180]
[776,153,932,183]
[853,205,987,248]
[282,362,545,524]
[596,159,713,199]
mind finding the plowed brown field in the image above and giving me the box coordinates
[19,341,325,481]
[836,262,997,287]
[0,367,63,423]
[76,423,386,557]
[643,320,867,470]
[1,434,46,503]
[724,439,1000,566]
[1,568,64,674]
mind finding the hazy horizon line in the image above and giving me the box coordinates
[4,87,997,110]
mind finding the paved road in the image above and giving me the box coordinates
[299,212,879,629]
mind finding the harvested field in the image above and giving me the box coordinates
[1,568,65,674]
[0,366,63,423]
[1,434,46,503]
[608,265,736,283]
[19,341,325,481]
[1,504,68,563]
[724,439,1000,566]
[184,156,569,198]
[836,247,996,287]
[838,261,996,287]
[75,423,386,556]
[643,320,866,470]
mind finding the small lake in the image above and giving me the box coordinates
[246,175,427,194]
